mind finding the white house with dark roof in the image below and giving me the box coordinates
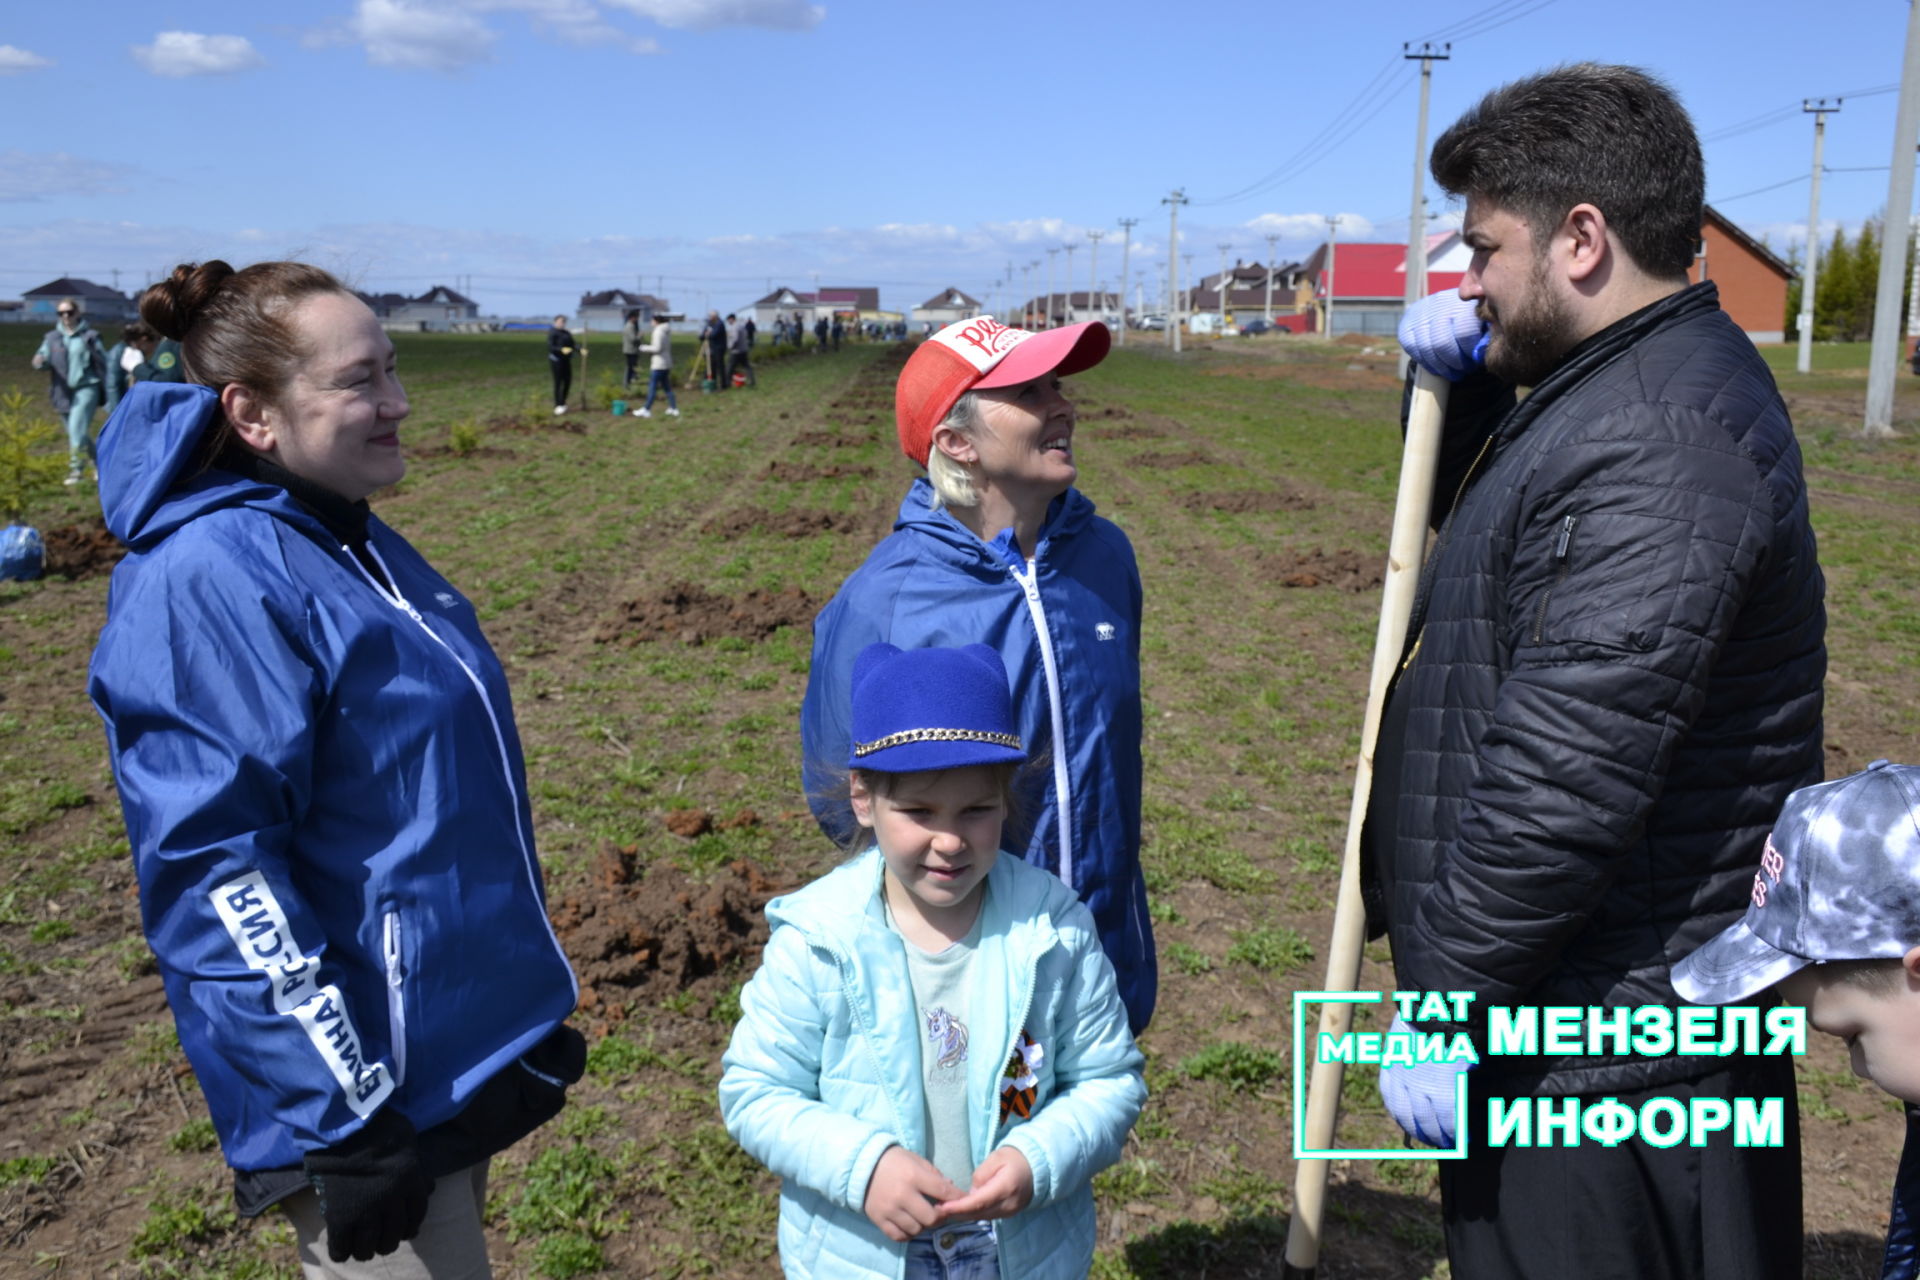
[22,277,136,324]
[386,285,481,331]
[911,287,982,330]
[578,288,669,331]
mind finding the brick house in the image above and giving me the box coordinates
[1689,205,1792,343]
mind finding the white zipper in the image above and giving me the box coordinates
[348,542,578,999]
[1009,559,1074,890]
[382,910,407,1087]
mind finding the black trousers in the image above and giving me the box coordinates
[623,353,639,388]
[707,343,727,388]
[1443,1056,1802,1280]
[727,350,755,387]
[551,359,570,406]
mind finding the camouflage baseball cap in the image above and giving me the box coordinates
[1673,760,1920,1006]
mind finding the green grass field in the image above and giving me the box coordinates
[1,324,1916,1278]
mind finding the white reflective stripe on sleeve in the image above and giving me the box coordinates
[1011,560,1074,889]
[208,871,393,1118]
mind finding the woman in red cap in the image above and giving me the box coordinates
[800,315,1155,1034]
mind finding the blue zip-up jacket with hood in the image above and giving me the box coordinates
[719,846,1146,1280]
[87,383,578,1174]
[801,479,1155,1033]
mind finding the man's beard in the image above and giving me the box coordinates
[1481,256,1578,387]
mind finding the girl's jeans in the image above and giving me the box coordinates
[643,369,677,411]
[905,1222,998,1280]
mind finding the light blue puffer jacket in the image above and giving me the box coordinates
[719,848,1145,1279]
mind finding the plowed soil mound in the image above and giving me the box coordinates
[703,508,864,539]
[550,852,792,1027]
[40,518,126,579]
[1077,404,1134,420]
[596,581,819,645]
[766,461,875,482]
[1181,489,1315,514]
[1098,424,1165,441]
[792,429,872,448]
[1130,450,1216,469]
[1259,547,1382,591]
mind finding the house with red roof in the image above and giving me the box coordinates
[1297,209,1790,341]
[1295,240,1465,337]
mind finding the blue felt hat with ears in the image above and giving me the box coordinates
[848,642,1027,773]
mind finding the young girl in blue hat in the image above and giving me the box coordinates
[721,642,1145,1279]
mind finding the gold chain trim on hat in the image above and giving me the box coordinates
[851,727,1023,757]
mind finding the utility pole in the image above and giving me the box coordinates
[1402,41,1449,376]
[1045,247,1059,328]
[1162,188,1187,353]
[1217,242,1233,331]
[1116,217,1139,343]
[1062,242,1077,322]
[1866,0,1920,437]
[1795,100,1839,374]
[1324,216,1341,337]
[1182,254,1196,334]
[1264,232,1280,323]
[1087,229,1104,329]
[1019,263,1031,325]
[1005,261,1014,322]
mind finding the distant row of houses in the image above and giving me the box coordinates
[0,277,501,332]
[5,210,1790,343]
[1006,205,1791,343]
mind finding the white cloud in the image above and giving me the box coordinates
[321,0,813,64]
[0,45,52,74]
[602,0,823,30]
[1243,211,1375,241]
[351,0,497,71]
[0,152,135,203]
[131,32,265,77]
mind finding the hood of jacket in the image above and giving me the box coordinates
[97,382,331,553]
[889,477,1096,573]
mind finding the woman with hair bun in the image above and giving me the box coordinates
[87,260,583,1275]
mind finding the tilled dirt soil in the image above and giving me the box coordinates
[594,581,821,646]
[39,517,126,580]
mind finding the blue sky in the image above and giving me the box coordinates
[2,0,1913,319]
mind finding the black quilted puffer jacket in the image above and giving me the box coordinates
[1362,282,1826,1095]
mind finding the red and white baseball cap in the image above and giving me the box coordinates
[894,316,1111,466]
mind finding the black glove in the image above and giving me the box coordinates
[302,1107,434,1263]
[416,1024,588,1177]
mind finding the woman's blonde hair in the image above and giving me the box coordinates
[925,391,982,510]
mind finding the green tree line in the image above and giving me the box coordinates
[1784,217,1916,342]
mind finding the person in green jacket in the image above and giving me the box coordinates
[31,302,109,484]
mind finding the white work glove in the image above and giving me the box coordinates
[1398,291,1490,382]
[1377,1016,1472,1147]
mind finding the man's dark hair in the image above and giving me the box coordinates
[1431,63,1703,278]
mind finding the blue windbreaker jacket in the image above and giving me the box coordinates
[800,479,1155,1032]
[87,383,577,1172]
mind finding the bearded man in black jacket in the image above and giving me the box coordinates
[1365,63,1824,1279]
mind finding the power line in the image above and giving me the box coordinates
[1414,0,1556,42]
[1707,174,1808,203]
[1191,53,1403,206]
[1701,84,1899,143]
